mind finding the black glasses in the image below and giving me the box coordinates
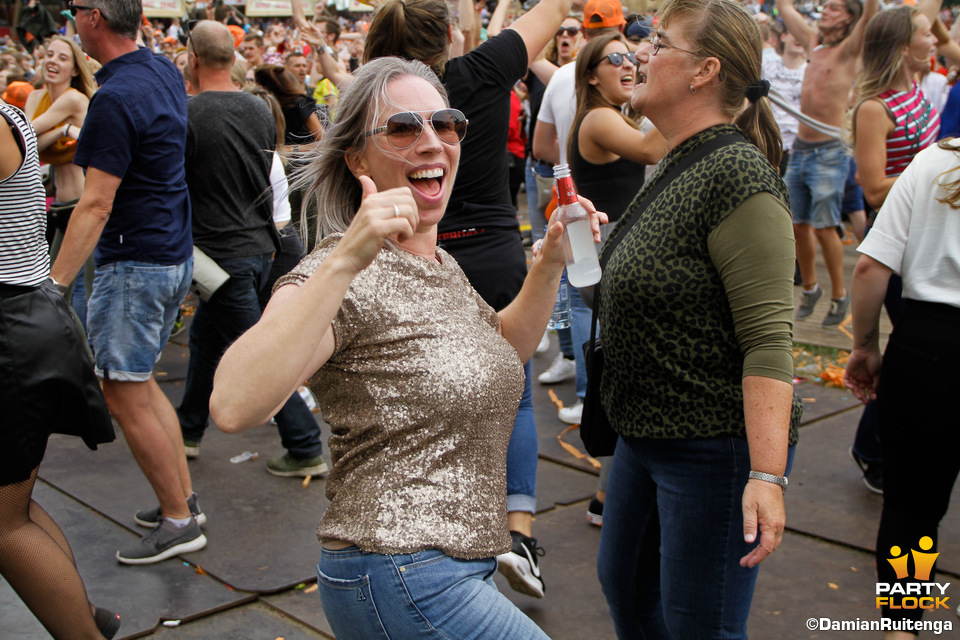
[651,34,698,57]
[364,109,468,149]
[67,2,95,16]
[590,51,637,69]
[556,26,580,37]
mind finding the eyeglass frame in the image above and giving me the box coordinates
[589,50,637,70]
[363,108,469,150]
[556,26,580,37]
[651,33,699,57]
[67,2,95,16]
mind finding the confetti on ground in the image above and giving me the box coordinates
[547,388,564,411]
[304,584,319,594]
[828,582,839,590]
[794,344,851,389]
[302,475,312,488]
[556,424,602,470]
[194,566,207,575]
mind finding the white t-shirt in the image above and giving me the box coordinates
[920,71,949,118]
[762,53,806,152]
[536,61,576,165]
[859,140,960,308]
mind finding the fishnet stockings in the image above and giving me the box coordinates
[0,468,105,639]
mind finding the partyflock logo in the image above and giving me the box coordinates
[876,536,951,610]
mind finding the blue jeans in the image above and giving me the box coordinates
[597,436,796,639]
[317,546,549,640]
[179,253,322,459]
[784,140,849,229]
[506,360,536,513]
[87,258,192,381]
[568,286,591,402]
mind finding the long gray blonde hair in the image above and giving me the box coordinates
[295,57,450,247]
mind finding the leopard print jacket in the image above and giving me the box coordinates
[598,124,802,444]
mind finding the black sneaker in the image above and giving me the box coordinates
[587,497,604,527]
[849,448,883,494]
[116,517,207,565]
[496,531,545,598]
[93,607,121,640]
[134,492,206,528]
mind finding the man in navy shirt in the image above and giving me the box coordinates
[50,0,206,565]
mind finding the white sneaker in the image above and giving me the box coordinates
[558,402,583,424]
[538,354,576,384]
[536,331,550,355]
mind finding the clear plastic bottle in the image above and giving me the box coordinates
[553,164,602,287]
[549,271,572,329]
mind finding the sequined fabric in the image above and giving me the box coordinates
[277,235,524,559]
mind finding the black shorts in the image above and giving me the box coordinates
[0,280,113,485]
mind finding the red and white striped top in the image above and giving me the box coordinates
[880,82,940,178]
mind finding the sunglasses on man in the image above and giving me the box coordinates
[67,2,95,16]
[556,26,580,37]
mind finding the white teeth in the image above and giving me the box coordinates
[409,168,443,180]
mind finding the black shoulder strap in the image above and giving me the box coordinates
[600,132,743,270]
[589,132,743,345]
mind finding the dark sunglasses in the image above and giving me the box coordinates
[556,26,580,37]
[590,51,637,69]
[364,109,468,150]
[67,2,95,16]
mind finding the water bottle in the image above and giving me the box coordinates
[548,271,572,329]
[553,164,602,287]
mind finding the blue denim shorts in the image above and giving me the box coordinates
[784,140,850,228]
[316,546,549,640]
[841,157,864,215]
[87,258,192,381]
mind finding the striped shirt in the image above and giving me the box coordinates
[0,103,50,286]
[880,82,940,178]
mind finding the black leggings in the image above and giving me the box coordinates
[875,300,960,624]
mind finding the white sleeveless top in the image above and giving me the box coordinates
[0,103,49,286]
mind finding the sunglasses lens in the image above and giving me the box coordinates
[386,112,424,148]
[610,53,623,66]
[431,110,467,144]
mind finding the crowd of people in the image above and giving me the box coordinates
[1,0,959,637]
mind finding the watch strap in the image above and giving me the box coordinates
[748,470,788,492]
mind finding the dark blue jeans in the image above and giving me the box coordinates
[597,435,795,639]
[178,253,322,459]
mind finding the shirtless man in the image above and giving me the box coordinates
[776,0,877,326]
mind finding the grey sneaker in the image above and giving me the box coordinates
[822,293,850,327]
[116,517,207,565]
[795,286,823,320]
[267,453,329,478]
[135,492,206,528]
[183,439,200,459]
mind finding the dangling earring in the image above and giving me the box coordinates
[689,85,696,93]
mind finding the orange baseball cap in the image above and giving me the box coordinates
[227,25,246,48]
[2,81,33,110]
[583,0,626,29]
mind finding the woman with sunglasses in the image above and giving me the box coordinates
[569,33,666,224]
[594,0,798,637]
[210,57,603,640]
[360,0,582,599]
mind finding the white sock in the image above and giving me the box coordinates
[803,283,820,294]
[164,516,193,528]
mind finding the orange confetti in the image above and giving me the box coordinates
[302,475,312,488]
[304,583,318,594]
[194,565,207,575]
[547,388,564,411]
[556,425,602,469]
[828,582,839,590]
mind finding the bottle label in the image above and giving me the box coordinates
[556,175,578,206]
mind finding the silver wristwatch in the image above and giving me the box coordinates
[748,470,788,493]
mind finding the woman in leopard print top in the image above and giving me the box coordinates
[595,1,800,637]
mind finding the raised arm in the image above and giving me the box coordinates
[211,177,416,431]
[843,0,879,58]
[290,0,352,88]
[486,0,510,39]
[775,0,817,54]
[506,0,579,70]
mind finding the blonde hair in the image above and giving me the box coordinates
[659,0,781,167]
[46,36,97,98]
[849,7,919,144]
[294,57,449,247]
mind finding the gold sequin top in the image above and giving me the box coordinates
[277,234,525,559]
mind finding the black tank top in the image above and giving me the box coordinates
[569,111,647,222]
